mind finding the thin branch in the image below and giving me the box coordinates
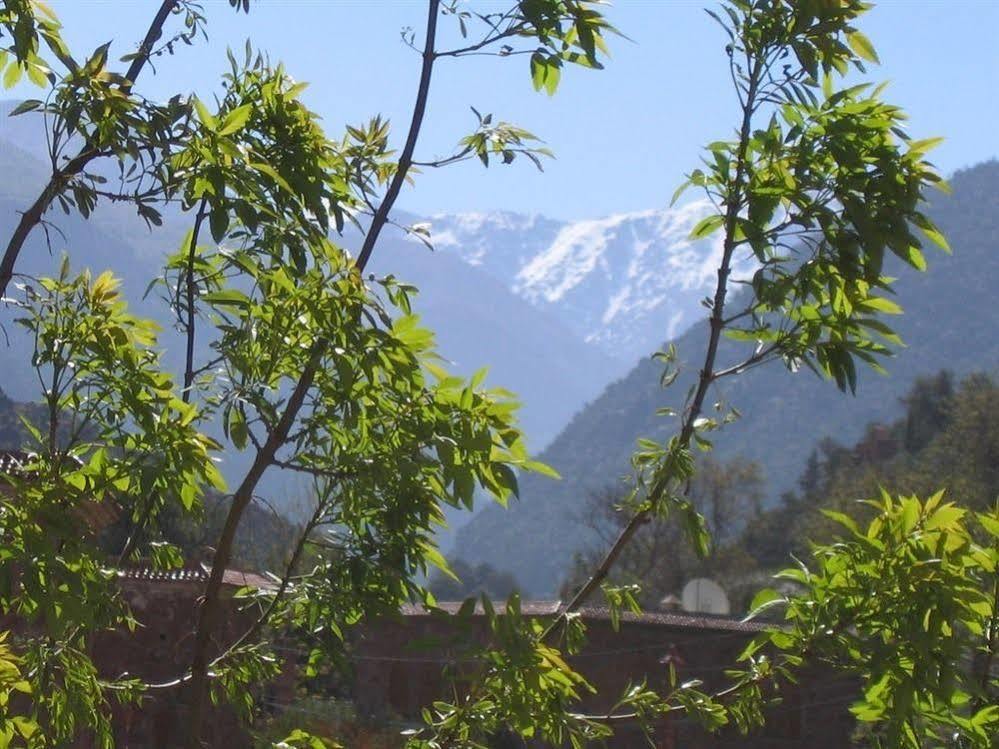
[204,499,327,671]
[435,25,525,58]
[355,0,441,270]
[182,198,209,402]
[412,147,474,169]
[271,458,354,482]
[710,341,783,380]
[552,54,765,625]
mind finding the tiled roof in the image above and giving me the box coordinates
[402,600,563,617]
[403,600,773,633]
[117,565,277,591]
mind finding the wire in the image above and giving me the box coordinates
[266,626,772,665]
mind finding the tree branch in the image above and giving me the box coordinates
[0,0,178,299]
[185,339,326,743]
[182,198,208,402]
[435,25,524,58]
[355,0,440,270]
[184,3,442,742]
[554,55,765,623]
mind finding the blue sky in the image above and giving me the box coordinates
[11,0,999,220]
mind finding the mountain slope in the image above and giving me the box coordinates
[453,160,999,595]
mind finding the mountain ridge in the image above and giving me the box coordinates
[424,199,756,370]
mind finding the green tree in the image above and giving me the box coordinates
[748,494,998,748]
[1,1,993,748]
[743,371,999,569]
[403,2,988,747]
[901,370,954,453]
[0,1,615,747]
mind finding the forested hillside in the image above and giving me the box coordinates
[455,160,999,594]
[554,370,999,613]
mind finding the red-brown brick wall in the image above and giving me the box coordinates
[350,613,858,749]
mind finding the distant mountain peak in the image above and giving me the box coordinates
[426,199,754,364]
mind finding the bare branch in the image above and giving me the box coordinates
[356,0,441,270]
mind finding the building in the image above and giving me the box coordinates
[351,600,858,748]
[83,565,288,748]
[0,449,290,748]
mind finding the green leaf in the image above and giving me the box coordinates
[249,161,293,194]
[847,31,880,64]
[861,296,903,315]
[670,179,692,207]
[218,104,253,136]
[192,96,218,131]
[523,459,560,479]
[744,588,784,621]
[919,225,950,253]
[820,509,861,535]
[3,62,23,89]
[9,99,43,116]
[689,214,725,240]
[422,542,458,581]
[202,290,250,308]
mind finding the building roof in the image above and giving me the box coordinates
[403,600,773,633]
[117,566,278,591]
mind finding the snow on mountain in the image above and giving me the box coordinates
[424,200,755,367]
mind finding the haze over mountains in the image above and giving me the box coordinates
[454,160,999,594]
[0,100,740,512]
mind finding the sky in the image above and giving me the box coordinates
[8,0,999,221]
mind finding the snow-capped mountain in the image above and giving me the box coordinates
[424,201,755,367]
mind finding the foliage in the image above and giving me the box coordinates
[0,632,34,747]
[0,2,987,749]
[254,697,398,749]
[742,492,998,748]
[0,0,616,746]
[454,148,999,602]
[411,2,963,747]
[744,371,999,568]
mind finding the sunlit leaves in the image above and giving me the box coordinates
[846,30,879,64]
[406,593,609,749]
[689,213,725,240]
[678,0,949,394]
[743,493,999,748]
[453,107,554,170]
[0,632,35,746]
[0,0,64,89]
